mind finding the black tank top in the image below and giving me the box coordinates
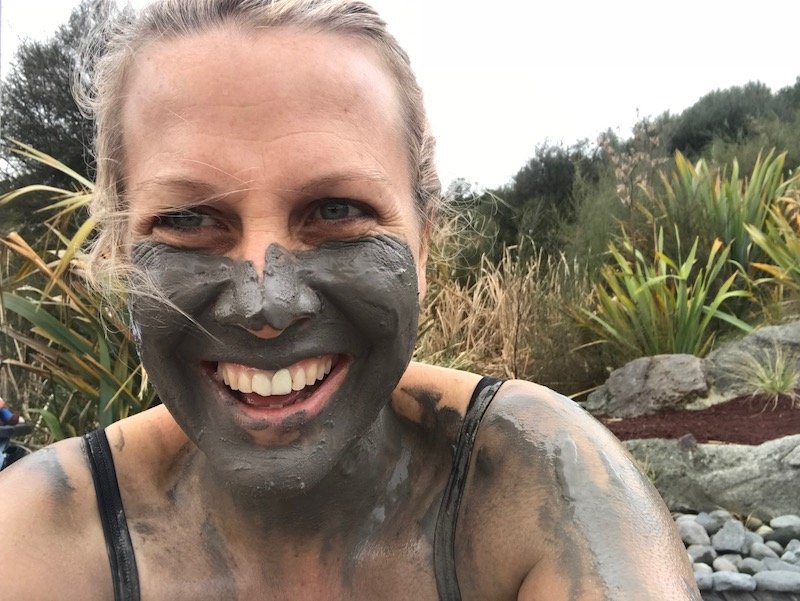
[84,376,504,601]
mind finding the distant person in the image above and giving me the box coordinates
[0,1,698,599]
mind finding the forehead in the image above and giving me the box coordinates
[120,25,410,195]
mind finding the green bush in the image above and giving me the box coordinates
[0,143,157,444]
[576,229,752,365]
[643,150,791,279]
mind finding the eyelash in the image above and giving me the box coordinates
[150,198,374,234]
[152,208,223,233]
[308,198,373,222]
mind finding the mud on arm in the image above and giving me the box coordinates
[455,380,701,601]
[0,438,114,600]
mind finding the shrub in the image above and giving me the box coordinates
[576,229,752,365]
[0,143,156,444]
[418,238,604,397]
[643,150,791,279]
[729,344,800,409]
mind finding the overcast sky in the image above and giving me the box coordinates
[2,0,799,189]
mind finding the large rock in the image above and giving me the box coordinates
[585,354,708,417]
[705,323,800,398]
[624,435,800,520]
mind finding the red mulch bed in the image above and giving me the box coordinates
[601,395,800,445]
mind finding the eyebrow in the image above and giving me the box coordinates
[129,177,241,207]
[292,169,392,193]
[130,169,393,205]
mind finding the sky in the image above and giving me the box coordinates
[2,0,799,189]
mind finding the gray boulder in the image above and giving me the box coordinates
[624,435,800,520]
[705,323,800,398]
[585,354,708,417]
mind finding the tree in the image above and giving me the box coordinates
[492,142,601,258]
[664,82,773,156]
[0,0,115,234]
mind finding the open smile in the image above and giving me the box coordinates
[203,355,349,429]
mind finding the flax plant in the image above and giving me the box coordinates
[748,191,800,294]
[578,229,752,364]
[643,150,790,277]
[0,142,156,443]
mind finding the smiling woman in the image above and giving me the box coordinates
[0,1,700,600]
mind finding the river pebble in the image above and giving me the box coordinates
[674,512,800,592]
[754,571,800,592]
[679,519,711,546]
[712,571,756,591]
[770,515,800,529]
[687,544,716,565]
[749,541,779,560]
[712,520,747,553]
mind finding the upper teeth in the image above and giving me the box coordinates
[218,356,333,397]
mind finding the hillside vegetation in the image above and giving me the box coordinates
[2,1,800,442]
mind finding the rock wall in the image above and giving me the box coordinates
[625,435,800,521]
[586,323,800,418]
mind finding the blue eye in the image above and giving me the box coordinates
[314,199,367,220]
[154,209,216,231]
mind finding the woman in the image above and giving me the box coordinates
[0,1,699,599]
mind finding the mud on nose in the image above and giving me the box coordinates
[213,243,322,332]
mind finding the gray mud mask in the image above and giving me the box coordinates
[130,235,419,494]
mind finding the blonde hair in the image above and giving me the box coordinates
[80,0,440,291]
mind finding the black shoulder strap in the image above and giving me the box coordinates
[84,429,141,601]
[433,376,504,601]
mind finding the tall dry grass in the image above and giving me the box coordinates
[416,222,605,397]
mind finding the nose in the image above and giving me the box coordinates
[213,243,322,334]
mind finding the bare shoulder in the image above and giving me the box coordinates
[392,361,483,439]
[456,379,701,601]
[0,435,112,600]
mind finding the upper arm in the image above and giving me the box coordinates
[0,438,112,601]
[456,380,701,601]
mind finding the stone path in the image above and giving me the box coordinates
[676,511,800,595]
[702,594,800,600]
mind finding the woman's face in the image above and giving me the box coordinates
[122,26,427,492]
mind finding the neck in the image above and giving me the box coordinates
[179,406,417,550]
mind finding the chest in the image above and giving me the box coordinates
[131,516,444,601]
